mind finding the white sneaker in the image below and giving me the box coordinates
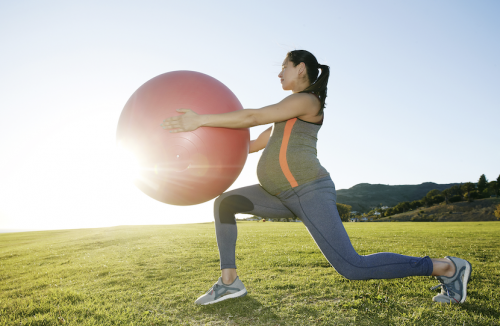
[195,276,247,305]
[431,256,472,304]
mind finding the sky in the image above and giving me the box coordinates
[0,0,499,231]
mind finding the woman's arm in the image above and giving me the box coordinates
[249,126,272,153]
[161,93,317,133]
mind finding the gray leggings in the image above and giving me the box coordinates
[214,175,433,280]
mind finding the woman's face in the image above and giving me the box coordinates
[278,58,299,91]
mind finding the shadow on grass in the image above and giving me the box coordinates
[197,295,282,324]
[463,300,500,319]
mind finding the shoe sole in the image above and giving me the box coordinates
[200,289,247,305]
[460,260,472,303]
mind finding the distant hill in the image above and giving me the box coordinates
[336,182,461,212]
[374,197,500,222]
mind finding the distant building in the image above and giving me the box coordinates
[237,216,261,221]
[351,217,371,222]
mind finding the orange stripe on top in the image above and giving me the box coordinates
[279,118,299,188]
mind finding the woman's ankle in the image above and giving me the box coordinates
[431,258,456,277]
[221,268,237,285]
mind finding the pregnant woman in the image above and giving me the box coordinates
[161,50,471,306]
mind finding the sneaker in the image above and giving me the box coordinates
[195,276,247,305]
[431,256,472,304]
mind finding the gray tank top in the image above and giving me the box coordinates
[257,117,329,195]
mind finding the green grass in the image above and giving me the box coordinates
[1,222,499,325]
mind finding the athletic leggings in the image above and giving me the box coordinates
[214,175,433,280]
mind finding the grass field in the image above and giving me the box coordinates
[1,221,499,325]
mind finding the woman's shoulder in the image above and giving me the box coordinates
[287,93,322,124]
[287,92,319,103]
[284,93,321,112]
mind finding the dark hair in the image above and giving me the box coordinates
[286,50,330,115]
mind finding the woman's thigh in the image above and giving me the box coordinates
[280,181,359,263]
[215,184,296,223]
[277,177,432,279]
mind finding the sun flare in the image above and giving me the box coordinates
[116,142,141,182]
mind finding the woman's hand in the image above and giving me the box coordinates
[161,108,201,133]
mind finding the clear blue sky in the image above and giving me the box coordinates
[1,0,499,230]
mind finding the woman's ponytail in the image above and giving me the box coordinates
[302,64,329,115]
[287,50,330,116]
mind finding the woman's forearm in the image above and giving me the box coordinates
[249,140,258,153]
[249,126,272,153]
[199,109,258,129]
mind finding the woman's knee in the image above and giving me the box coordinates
[214,193,255,225]
[214,194,225,207]
[336,268,367,281]
[328,255,369,280]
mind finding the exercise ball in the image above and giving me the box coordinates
[116,71,249,205]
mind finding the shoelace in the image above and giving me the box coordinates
[431,280,453,297]
[207,283,221,294]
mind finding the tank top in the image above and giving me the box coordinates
[257,117,330,195]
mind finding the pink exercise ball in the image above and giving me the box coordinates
[116,71,249,205]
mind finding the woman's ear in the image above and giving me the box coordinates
[298,62,306,76]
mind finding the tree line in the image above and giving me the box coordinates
[253,202,353,222]
[251,174,499,223]
[368,174,500,218]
